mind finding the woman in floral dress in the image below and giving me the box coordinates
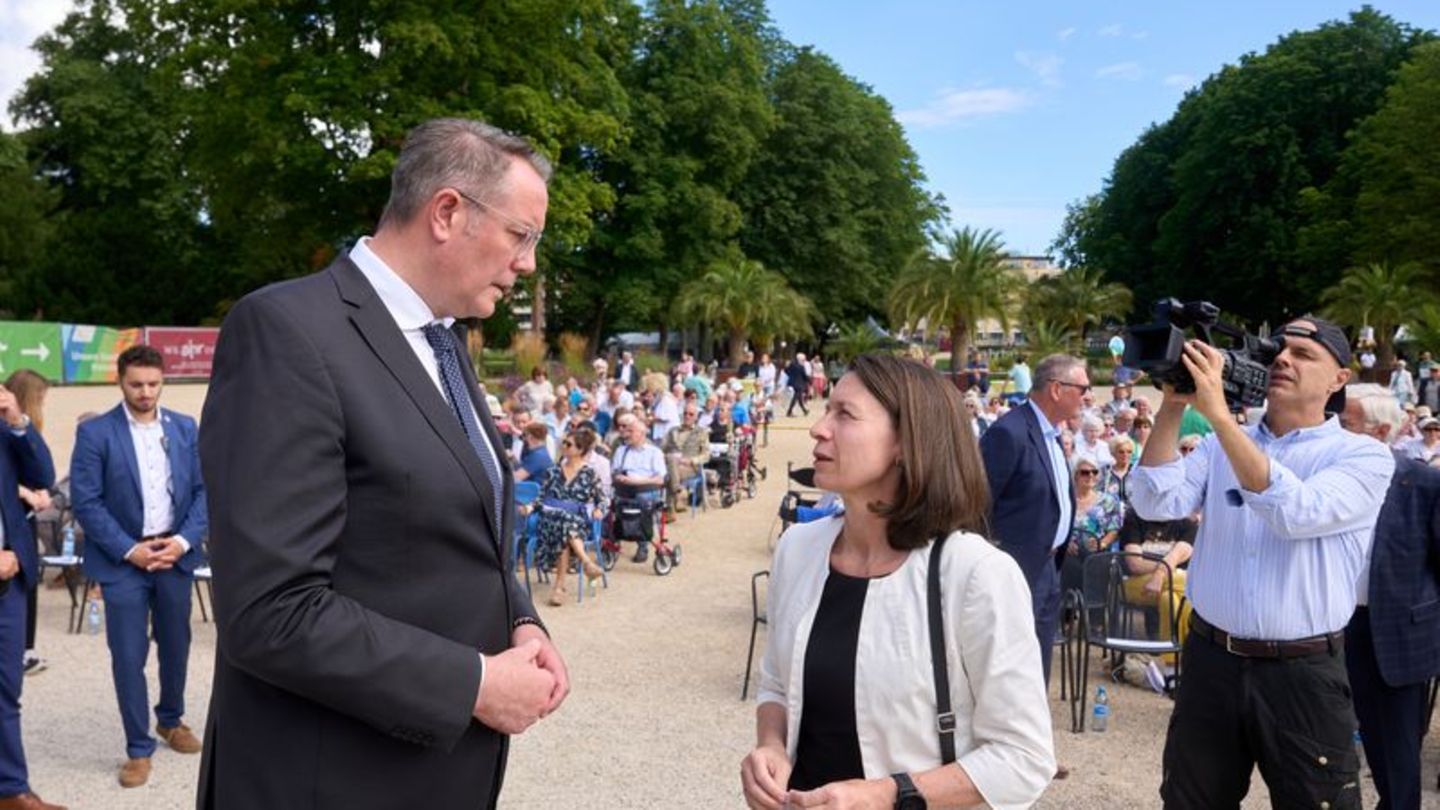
[534,427,608,606]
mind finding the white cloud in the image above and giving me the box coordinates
[1015,51,1062,87]
[1131,30,1150,40]
[1096,62,1144,81]
[0,0,74,130]
[1056,27,1076,42]
[897,88,1031,128]
[1163,73,1196,89]
[1098,23,1124,38]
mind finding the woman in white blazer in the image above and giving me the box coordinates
[740,354,1054,810]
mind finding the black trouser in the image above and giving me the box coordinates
[787,387,808,416]
[1345,607,1427,810]
[1161,618,1360,810]
[23,523,36,653]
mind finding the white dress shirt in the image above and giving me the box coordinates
[1130,416,1394,639]
[125,408,191,555]
[1026,401,1073,550]
[349,238,501,468]
[759,518,1055,809]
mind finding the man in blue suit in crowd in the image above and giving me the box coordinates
[980,353,1088,686]
[1341,383,1440,810]
[71,345,208,789]
[0,381,62,810]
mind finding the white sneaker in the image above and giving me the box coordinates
[1144,660,1167,694]
[23,655,47,676]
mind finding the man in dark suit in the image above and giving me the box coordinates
[0,383,61,810]
[197,119,564,810]
[979,354,1088,686]
[785,354,811,417]
[71,345,208,789]
[1417,364,1440,414]
[1341,384,1440,810]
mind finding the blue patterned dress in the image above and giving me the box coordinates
[535,464,605,572]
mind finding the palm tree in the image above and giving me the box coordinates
[1019,320,1076,360]
[830,322,884,364]
[1025,266,1133,343]
[674,256,817,367]
[1321,262,1436,367]
[888,227,1019,384]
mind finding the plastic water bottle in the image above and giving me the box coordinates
[1091,685,1110,732]
[85,598,103,636]
[61,525,76,560]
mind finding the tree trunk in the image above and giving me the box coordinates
[587,302,607,360]
[951,317,969,388]
[658,323,670,359]
[729,330,747,368]
[531,274,547,335]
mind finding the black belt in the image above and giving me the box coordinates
[1191,613,1342,659]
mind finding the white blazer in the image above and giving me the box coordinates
[758,516,1055,810]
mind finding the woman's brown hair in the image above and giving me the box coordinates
[847,354,990,551]
[4,369,49,434]
[569,426,597,455]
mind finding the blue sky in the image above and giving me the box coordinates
[767,1,1440,256]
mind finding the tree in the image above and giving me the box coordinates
[1063,9,1432,327]
[674,253,816,366]
[1024,266,1133,344]
[828,322,883,364]
[737,47,941,325]
[1345,41,1440,270]
[0,132,57,317]
[888,227,1019,382]
[1019,320,1076,360]
[1321,261,1436,366]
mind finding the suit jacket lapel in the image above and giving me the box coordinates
[111,406,144,506]
[1020,404,1060,501]
[330,259,503,544]
[452,321,514,542]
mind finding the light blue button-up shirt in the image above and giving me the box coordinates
[1026,400,1072,551]
[1130,416,1394,640]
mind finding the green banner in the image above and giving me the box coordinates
[62,324,142,384]
[0,322,63,381]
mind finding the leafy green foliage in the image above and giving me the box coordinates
[674,253,816,365]
[1321,261,1437,365]
[1024,266,1132,343]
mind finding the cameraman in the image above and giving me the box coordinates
[1130,317,1394,810]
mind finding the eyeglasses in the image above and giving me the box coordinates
[560,440,575,448]
[1077,469,1100,477]
[1054,381,1092,395]
[453,189,543,257]
[1425,427,1440,433]
[1179,446,1196,454]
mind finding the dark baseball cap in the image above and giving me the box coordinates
[1276,316,1351,368]
[1276,315,1350,414]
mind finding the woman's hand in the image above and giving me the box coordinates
[787,778,894,809]
[740,744,791,809]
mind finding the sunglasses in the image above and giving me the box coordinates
[561,440,575,448]
[1077,469,1100,477]
[1055,381,1092,395]
[1425,427,1440,433]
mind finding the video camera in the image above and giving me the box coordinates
[1122,298,1281,411]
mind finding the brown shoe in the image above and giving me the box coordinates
[0,792,67,810]
[118,757,151,788]
[157,723,202,754]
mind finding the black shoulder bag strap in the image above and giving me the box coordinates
[927,533,957,765]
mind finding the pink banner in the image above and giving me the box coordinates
[143,327,220,379]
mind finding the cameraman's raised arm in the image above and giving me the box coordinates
[1177,341,1272,493]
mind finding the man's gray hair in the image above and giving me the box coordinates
[379,118,553,228]
[1031,354,1086,393]
[1347,383,1405,441]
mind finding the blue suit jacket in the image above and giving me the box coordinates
[980,402,1074,589]
[1,426,56,588]
[1364,452,1440,687]
[71,405,208,583]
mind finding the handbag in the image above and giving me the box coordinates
[926,534,957,765]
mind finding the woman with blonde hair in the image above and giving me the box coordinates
[5,369,53,676]
[741,354,1053,809]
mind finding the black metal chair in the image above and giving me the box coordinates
[741,571,769,700]
[1072,551,1185,732]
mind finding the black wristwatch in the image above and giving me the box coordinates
[891,773,926,810]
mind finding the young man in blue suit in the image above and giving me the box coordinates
[71,345,208,789]
[979,353,1088,687]
[1341,384,1440,810]
[0,382,62,810]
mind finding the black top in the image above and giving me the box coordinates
[790,568,870,791]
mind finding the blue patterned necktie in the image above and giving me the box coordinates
[422,323,504,531]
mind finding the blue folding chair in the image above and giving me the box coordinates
[513,480,541,595]
[575,518,608,603]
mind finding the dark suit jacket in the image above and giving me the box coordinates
[1,427,55,589]
[785,361,810,391]
[71,405,207,584]
[1363,452,1440,687]
[1418,376,1440,412]
[197,256,539,810]
[979,402,1074,588]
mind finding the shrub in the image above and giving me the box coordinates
[510,332,547,377]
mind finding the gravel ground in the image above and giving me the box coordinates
[15,384,1440,808]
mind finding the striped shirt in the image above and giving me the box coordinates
[1130,416,1394,640]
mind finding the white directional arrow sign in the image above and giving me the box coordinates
[20,343,50,363]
